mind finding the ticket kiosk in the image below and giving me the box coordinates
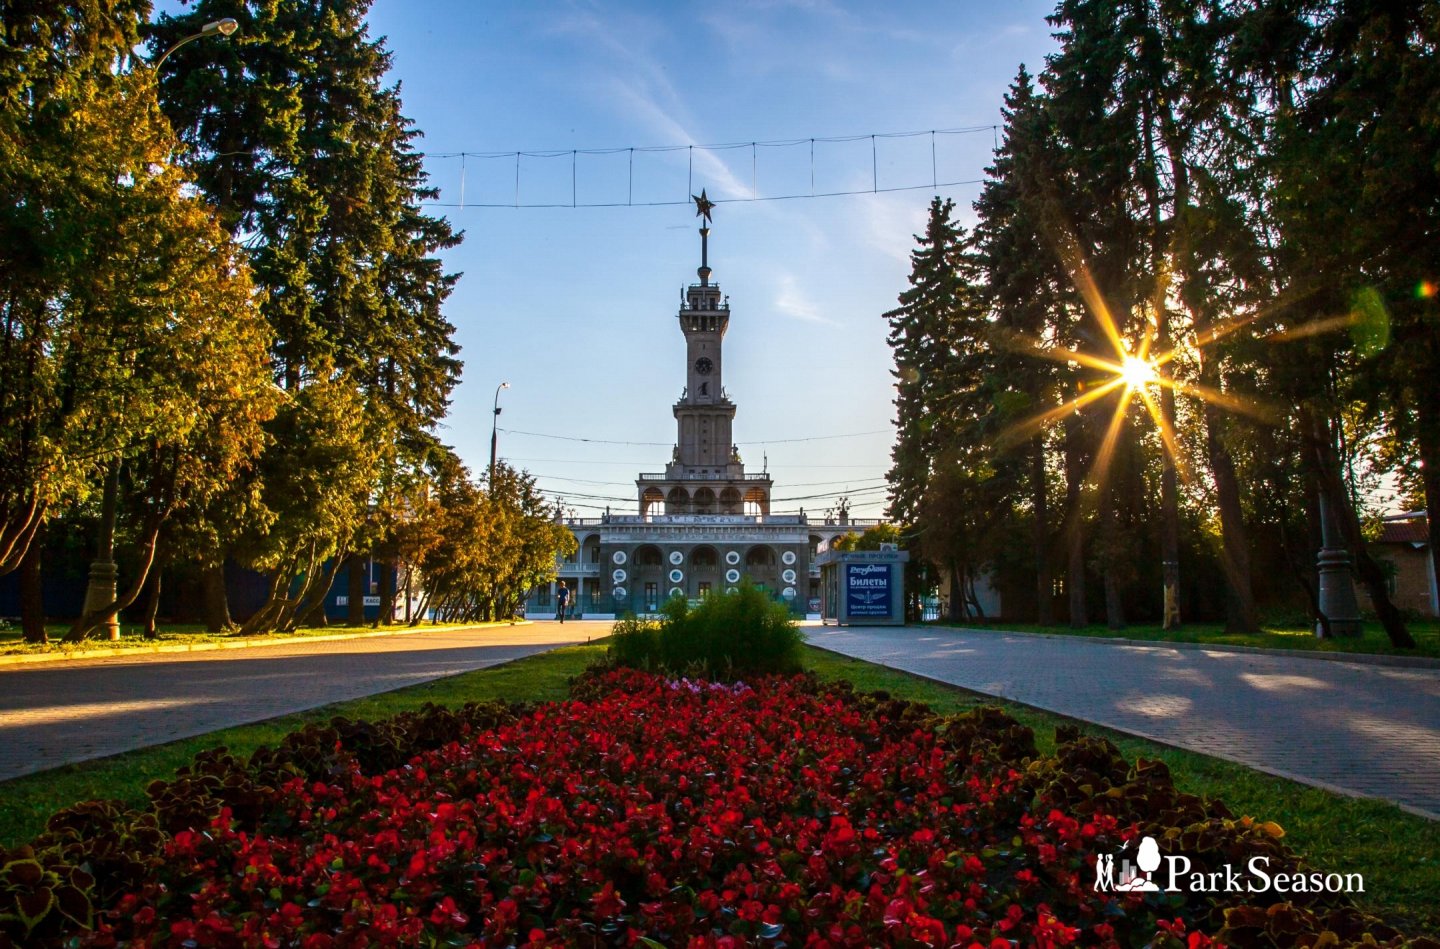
[815,547,909,625]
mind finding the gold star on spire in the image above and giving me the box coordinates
[692,189,715,224]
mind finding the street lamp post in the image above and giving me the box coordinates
[489,381,510,486]
[154,18,239,68]
[77,17,239,642]
[1315,487,1363,638]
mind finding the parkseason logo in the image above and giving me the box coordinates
[1094,836,1364,896]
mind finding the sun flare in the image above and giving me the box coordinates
[1120,354,1159,390]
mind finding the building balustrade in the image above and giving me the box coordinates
[637,471,770,481]
[555,514,885,529]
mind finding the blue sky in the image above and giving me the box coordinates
[243,2,1063,518]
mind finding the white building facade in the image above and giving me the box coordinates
[527,209,880,618]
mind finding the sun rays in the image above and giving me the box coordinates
[996,245,1288,495]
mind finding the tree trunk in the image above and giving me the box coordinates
[373,558,396,628]
[1159,383,1182,629]
[65,515,165,642]
[239,566,294,636]
[201,562,232,632]
[0,492,45,578]
[965,567,986,620]
[410,590,431,627]
[1416,370,1440,611]
[346,555,366,626]
[947,560,964,622]
[19,538,46,644]
[1064,416,1088,627]
[1032,436,1054,624]
[1306,406,1415,647]
[1100,500,1126,630]
[1204,401,1260,633]
[1141,87,1181,630]
[401,565,413,625]
[142,566,162,640]
[283,541,336,630]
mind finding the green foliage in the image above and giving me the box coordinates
[606,614,663,670]
[418,460,576,623]
[0,10,272,584]
[607,582,804,679]
[831,523,901,552]
[232,374,380,633]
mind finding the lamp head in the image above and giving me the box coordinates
[204,18,239,37]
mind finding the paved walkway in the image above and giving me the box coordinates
[810,624,1440,820]
[0,623,586,782]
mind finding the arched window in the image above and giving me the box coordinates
[641,488,665,521]
[746,546,777,567]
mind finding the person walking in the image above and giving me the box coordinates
[556,581,571,623]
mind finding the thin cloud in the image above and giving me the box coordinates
[855,192,929,266]
[603,80,757,201]
[547,6,756,201]
[774,272,836,324]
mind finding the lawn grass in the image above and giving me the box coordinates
[928,617,1440,660]
[0,619,497,658]
[1,639,1434,933]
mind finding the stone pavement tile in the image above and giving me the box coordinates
[0,622,589,782]
[810,625,1440,819]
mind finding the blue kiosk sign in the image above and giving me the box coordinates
[816,547,909,626]
[846,563,892,617]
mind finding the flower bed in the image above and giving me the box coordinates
[2,669,1431,947]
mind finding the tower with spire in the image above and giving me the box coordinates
[635,191,773,517]
[526,192,887,621]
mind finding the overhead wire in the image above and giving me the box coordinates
[423,125,998,160]
[499,427,891,447]
[419,124,996,210]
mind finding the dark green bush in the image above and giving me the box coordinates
[607,582,804,678]
[606,613,662,670]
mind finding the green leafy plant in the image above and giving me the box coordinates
[0,847,94,944]
[608,581,804,678]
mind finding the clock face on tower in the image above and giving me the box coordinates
[694,357,714,375]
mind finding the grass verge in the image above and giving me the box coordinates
[0,640,1433,932]
[0,620,499,658]
[928,618,1440,660]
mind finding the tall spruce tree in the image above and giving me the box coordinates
[153,0,465,631]
[884,198,1006,619]
[884,198,968,531]
[1039,0,1153,629]
[973,67,1069,624]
